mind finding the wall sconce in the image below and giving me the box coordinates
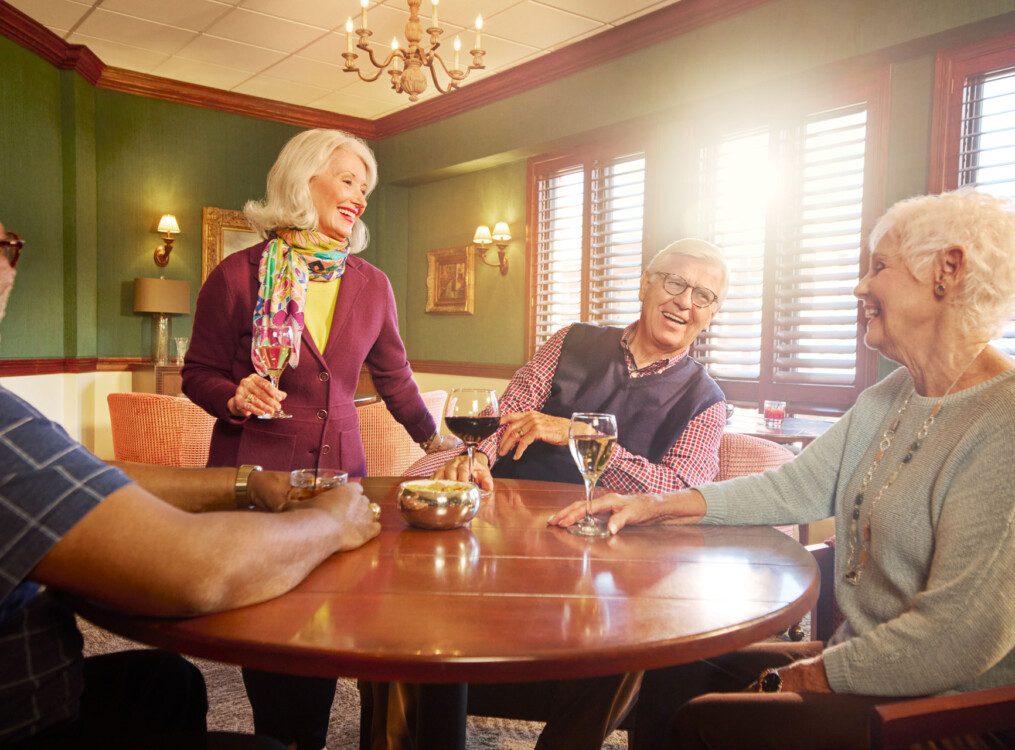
[153,214,180,267]
[134,277,191,364]
[472,221,511,275]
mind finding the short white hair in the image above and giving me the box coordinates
[869,189,1015,339]
[244,129,378,254]
[645,238,729,305]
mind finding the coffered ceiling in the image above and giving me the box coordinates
[7,0,683,119]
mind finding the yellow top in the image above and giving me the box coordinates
[303,278,341,352]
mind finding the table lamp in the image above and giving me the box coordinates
[133,277,191,365]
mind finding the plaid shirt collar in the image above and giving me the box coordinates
[620,322,688,377]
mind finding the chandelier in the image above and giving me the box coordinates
[343,0,486,102]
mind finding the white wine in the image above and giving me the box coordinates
[569,434,617,480]
[256,344,292,381]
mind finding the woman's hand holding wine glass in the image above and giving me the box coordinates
[251,321,296,420]
[567,412,618,538]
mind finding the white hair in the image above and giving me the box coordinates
[244,129,378,254]
[869,189,1015,339]
[645,238,730,305]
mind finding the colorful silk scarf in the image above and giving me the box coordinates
[253,228,350,368]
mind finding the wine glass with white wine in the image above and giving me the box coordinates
[567,412,618,538]
[251,320,295,419]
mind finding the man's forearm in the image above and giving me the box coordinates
[110,461,238,512]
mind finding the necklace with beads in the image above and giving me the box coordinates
[844,349,984,585]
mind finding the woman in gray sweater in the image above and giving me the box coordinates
[549,188,1015,748]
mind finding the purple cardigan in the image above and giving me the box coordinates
[181,241,436,476]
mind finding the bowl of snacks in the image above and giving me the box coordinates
[396,479,481,530]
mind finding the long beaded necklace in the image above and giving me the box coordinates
[844,350,983,585]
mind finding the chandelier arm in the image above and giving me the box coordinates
[349,65,389,83]
[426,56,456,94]
[357,42,399,73]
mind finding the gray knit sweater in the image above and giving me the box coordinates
[701,367,1015,696]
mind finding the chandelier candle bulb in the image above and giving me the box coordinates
[453,35,460,70]
[360,0,368,30]
[391,37,401,69]
[346,17,354,53]
[431,0,438,28]
[475,14,483,50]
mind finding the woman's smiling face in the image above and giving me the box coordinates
[309,148,369,241]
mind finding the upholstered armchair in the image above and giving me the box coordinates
[358,390,448,476]
[107,392,215,468]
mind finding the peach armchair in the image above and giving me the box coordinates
[358,390,448,476]
[107,392,215,468]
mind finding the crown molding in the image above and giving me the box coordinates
[3,0,771,140]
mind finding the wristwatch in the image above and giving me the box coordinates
[756,668,782,693]
[234,464,263,509]
[418,432,440,452]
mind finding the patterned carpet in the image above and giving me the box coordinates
[78,618,628,749]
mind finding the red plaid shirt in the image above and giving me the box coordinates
[414,324,725,492]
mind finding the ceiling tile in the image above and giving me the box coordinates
[74,8,198,56]
[242,0,345,29]
[5,0,92,33]
[99,0,232,33]
[297,30,349,65]
[261,55,350,90]
[536,0,673,24]
[173,34,286,72]
[233,75,332,106]
[429,0,523,31]
[469,32,537,72]
[150,55,252,89]
[202,7,329,53]
[65,32,170,71]
[612,0,682,25]
[307,89,398,119]
[483,1,598,50]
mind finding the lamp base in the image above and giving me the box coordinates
[151,313,173,365]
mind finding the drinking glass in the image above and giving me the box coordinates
[252,322,295,419]
[763,400,787,429]
[289,468,348,501]
[174,336,189,365]
[567,412,618,538]
[444,388,500,488]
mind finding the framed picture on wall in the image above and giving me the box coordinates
[201,206,260,281]
[426,246,475,314]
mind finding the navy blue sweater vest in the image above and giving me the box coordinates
[491,324,724,484]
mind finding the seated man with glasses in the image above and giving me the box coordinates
[371,239,730,750]
[429,238,729,499]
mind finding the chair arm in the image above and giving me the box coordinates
[805,542,837,642]
[870,684,1015,749]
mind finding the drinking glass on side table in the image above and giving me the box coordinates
[567,412,618,538]
[444,388,500,491]
[763,400,787,429]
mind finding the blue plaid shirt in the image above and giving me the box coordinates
[0,387,130,743]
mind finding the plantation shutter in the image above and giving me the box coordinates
[957,65,1015,355]
[531,150,646,351]
[773,106,868,386]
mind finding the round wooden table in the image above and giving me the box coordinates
[77,477,819,685]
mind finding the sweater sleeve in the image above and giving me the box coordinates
[822,420,1015,696]
[363,274,436,443]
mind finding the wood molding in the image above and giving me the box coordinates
[0,357,147,376]
[410,360,518,379]
[0,0,69,69]
[373,0,774,137]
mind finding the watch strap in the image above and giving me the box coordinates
[757,668,782,693]
[234,464,263,509]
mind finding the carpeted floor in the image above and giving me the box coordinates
[79,618,628,749]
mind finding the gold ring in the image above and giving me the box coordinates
[244,394,254,403]
[369,502,382,522]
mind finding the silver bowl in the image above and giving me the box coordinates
[397,479,481,530]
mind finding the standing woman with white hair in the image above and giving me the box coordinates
[183,128,454,749]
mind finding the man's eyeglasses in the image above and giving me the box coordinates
[0,232,23,269]
[654,272,718,308]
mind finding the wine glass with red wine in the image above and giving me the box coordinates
[444,388,500,487]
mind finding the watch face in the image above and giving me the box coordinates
[760,670,782,693]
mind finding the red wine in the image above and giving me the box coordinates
[445,416,500,444]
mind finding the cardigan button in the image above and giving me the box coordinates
[318,372,330,382]
[317,409,328,420]
[321,444,331,454]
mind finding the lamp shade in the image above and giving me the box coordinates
[157,214,180,234]
[473,225,492,245]
[492,222,511,242]
[133,277,191,314]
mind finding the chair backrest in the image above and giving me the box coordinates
[107,393,216,468]
[359,390,448,476]
[718,432,798,539]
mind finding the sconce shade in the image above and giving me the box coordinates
[492,222,511,242]
[133,277,190,314]
[473,225,492,245]
[157,214,180,235]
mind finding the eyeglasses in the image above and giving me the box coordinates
[654,272,718,308]
[0,232,23,269]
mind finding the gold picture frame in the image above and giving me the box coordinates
[201,206,260,281]
[426,246,474,314]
